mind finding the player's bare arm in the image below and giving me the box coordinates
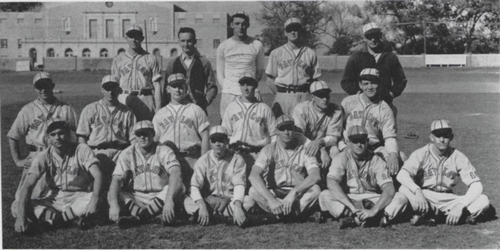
[326,177,359,214]
[265,75,277,94]
[443,182,483,225]
[358,182,395,221]
[248,166,282,215]
[163,166,182,224]
[85,164,103,216]
[15,173,39,233]
[108,175,124,222]
[232,200,246,226]
[8,138,25,168]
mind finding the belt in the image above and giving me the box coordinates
[230,144,263,154]
[122,89,153,96]
[276,84,310,93]
[428,187,453,193]
[28,145,46,152]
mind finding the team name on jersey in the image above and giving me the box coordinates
[54,165,83,177]
[226,53,254,60]
[95,116,126,131]
[133,163,163,178]
[278,59,309,71]
[275,160,304,173]
[30,114,63,131]
[158,115,195,129]
[421,167,458,180]
[349,111,380,128]
[229,111,265,124]
[119,63,151,79]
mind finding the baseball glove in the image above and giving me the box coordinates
[205,195,231,214]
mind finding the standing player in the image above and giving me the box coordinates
[77,75,136,195]
[319,126,407,229]
[221,74,276,170]
[8,72,78,218]
[248,115,321,221]
[216,11,265,117]
[341,68,405,177]
[153,73,210,186]
[397,120,494,226]
[163,27,217,113]
[108,121,184,228]
[111,24,162,121]
[266,18,321,117]
[14,121,102,233]
[184,126,255,227]
[341,22,407,118]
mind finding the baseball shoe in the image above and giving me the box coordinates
[309,211,327,224]
[74,216,93,230]
[410,214,425,226]
[465,215,477,225]
[379,214,390,228]
[339,216,358,230]
[117,215,141,229]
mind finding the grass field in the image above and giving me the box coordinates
[1,68,500,248]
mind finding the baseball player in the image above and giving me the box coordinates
[184,126,255,227]
[341,22,407,118]
[77,75,136,195]
[221,73,277,171]
[397,119,494,226]
[217,11,265,117]
[266,17,321,117]
[111,24,162,121]
[341,68,406,177]
[248,115,321,221]
[163,27,218,113]
[108,121,184,228]
[14,121,102,233]
[292,80,344,169]
[318,126,407,229]
[8,72,78,218]
[152,73,210,186]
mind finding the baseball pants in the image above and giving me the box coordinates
[219,90,263,118]
[118,93,155,121]
[184,195,256,217]
[248,184,321,215]
[318,190,408,220]
[177,153,199,192]
[398,186,490,218]
[93,148,121,194]
[117,184,186,217]
[272,92,310,117]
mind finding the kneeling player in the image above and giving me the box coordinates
[184,126,255,227]
[14,121,103,233]
[397,119,494,226]
[319,126,407,229]
[108,121,185,228]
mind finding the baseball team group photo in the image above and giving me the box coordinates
[1,1,499,248]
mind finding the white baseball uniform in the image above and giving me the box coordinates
[111,49,162,121]
[319,149,407,219]
[398,144,490,217]
[292,101,343,143]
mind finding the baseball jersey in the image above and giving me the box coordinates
[113,143,180,192]
[152,103,209,152]
[28,143,99,192]
[266,44,321,87]
[191,150,246,198]
[111,49,162,91]
[76,100,136,147]
[216,37,265,95]
[7,98,78,148]
[341,93,396,146]
[221,98,277,147]
[328,149,392,194]
[292,101,343,141]
[401,144,480,192]
[254,138,319,189]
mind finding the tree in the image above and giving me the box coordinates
[0,2,42,12]
[321,2,364,55]
[258,1,326,52]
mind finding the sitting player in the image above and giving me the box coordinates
[248,115,321,222]
[319,126,407,229]
[397,119,494,226]
[184,125,255,227]
[108,121,184,228]
[14,121,102,233]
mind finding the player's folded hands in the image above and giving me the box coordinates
[358,208,377,221]
[268,198,283,215]
[282,191,297,215]
[443,202,465,225]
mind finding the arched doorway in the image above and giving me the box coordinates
[117,48,125,55]
[82,48,91,57]
[170,48,178,57]
[100,48,108,57]
[65,48,73,57]
[46,48,54,57]
[153,48,160,56]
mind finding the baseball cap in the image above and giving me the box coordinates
[276,115,294,129]
[363,22,382,37]
[431,119,452,132]
[238,72,258,86]
[33,72,52,85]
[134,120,154,134]
[167,73,186,86]
[359,68,380,82]
[126,24,143,37]
[347,125,368,141]
[232,11,249,23]
[284,17,302,30]
[309,80,331,95]
[101,75,119,86]
[46,120,69,134]
[209,125,229,139]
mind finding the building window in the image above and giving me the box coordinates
[213,18,220,24]
[65,48,73,57]
[195,14,203,24]
[100,49,108,57]
[178,13,186,24]
[106,19,114,38]
[47,48,55,57]
[150,17,157,32]
[170,48,178,57]
[82,48,91,57]
[17,18,24,24]
[62,17,71,32]
[117,48,125,55]
[89,19,97,39]
[1,39,7,48]
[18,39,22,49]
[153,48,160,56]
[35,18,42,24]
[213,39,220,49]
[122,19,130,37]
